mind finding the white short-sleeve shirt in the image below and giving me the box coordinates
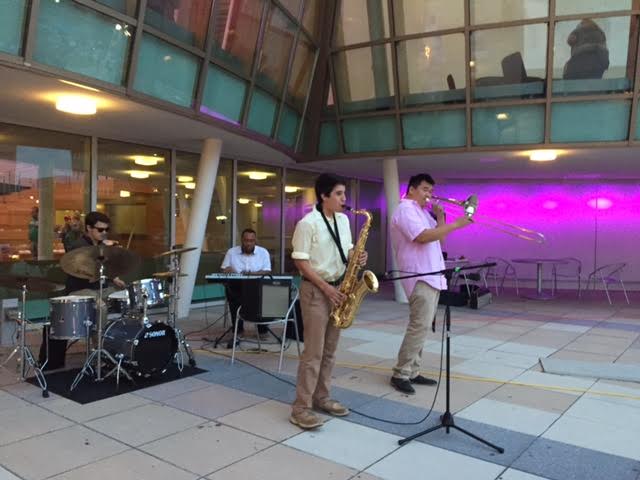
[221,245,271,273]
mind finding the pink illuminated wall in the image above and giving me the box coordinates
[396,182,639,289]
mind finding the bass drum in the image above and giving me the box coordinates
[103,320,177,377]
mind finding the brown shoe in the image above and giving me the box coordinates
[290,409,324,430]
[314,399,349,417]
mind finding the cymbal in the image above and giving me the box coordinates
[152,271,188,279]
[0,275,65,293]
[60,245,140,281]
[154,246,197,258]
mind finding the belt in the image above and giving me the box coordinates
[302,277,342,287]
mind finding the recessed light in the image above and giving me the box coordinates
[496,112,509,120]
[177,176,194,183]
[246,171,270,180]
[529,150,558,162]
[120,190,131,198]
[237,198,250,204]
[254,202,263,208]
[216,215,228,221]
[184,182,196,190]
[55,95,97,115]
[285,186,299,193]
[132,155,159,166]
[130,170,150,179]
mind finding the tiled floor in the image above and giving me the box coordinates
[1,287,639,480]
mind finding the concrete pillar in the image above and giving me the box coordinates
[383,157,408,304]
[177,138,222,319]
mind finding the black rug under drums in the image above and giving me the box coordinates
[27,364,207,404]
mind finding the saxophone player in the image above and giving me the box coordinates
[390,174,472,394]
[289,173,367,430]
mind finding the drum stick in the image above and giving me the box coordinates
[126,224,135,249]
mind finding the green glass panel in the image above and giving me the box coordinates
[133,34,198,107]
[277,105,300,147]
[402,111,466,149]
[201,64,246,123]
[319,122,339,156]
[551,101,630,143]
[246,89,277,136]
[34,0,131,85]
[473,105,544,146]
[0,0,27,55]
[94,0,137,16]
[343,117,397,153]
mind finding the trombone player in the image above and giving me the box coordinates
[390,174,472,394]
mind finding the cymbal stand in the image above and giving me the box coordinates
[0,283,48,397]
[71,257,133,391]
[167,251,195,370]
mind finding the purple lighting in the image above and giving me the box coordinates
[587,197,613,210]
[542,200,558,210]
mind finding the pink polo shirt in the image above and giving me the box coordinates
[390,199,447,297]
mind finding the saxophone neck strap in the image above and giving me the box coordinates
[317,204,348,265]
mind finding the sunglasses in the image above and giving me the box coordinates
[92,226,110,233]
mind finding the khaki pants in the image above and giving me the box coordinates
[292,280,341,414]
[392,281,440,380]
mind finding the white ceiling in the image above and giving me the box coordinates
[1,64,640,181]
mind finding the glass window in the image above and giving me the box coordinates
[95,0,138,17]
[471,24,547,101]
[552,17,633,96]
[96,140,170,270]
[472,105,545,145]
[246,88,277,136]
[211,0,263,76]
[236,162,282,272]
[343,117,397,153]
[556,0,631,16]
[393,0,464,35]
[277,105,300,148]
[551,100,631,142]
[470,0,548,24]
[402,110,466,149]
[333,44,395,113]
[287,34,316,110]
[133,33,199,107]
[279,0,302,19]
[356,180,385,276]
[200,64,247,123]
[145,0,211,49]
[34,0,131,85]
[0,0,28,55]
[283,169,317,273]
[256,6,297,96]
[175,153,232,292]
[334,0,390,46]
[319,121,339,155]
[0,123,90,269]
[302,0,322,39]
[397,34,466,107]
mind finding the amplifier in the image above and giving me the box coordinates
[469,288,492,309]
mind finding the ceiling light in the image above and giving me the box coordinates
[115,24,122,31]
[55,95,97,115]
[163,55,172,62]
[496,112,509,121]
[237,198,250,204]
[184,182,196,190]
[529,150,558,162]
[119,190,131,198]
[284,186,299,193]
[132,155,159,166]
[254,202,263,208]
[246,171,270,180]
[177,176,194,183]
[59,80,100,92]
[185,193,190,199]
[130,170,150,179]
[587,197,613,210]
[469,60,475,67]
[216,215,228,221]
[423,46,431,59]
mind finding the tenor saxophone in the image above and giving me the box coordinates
[330,207,379,329]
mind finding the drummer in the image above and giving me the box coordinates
[39,211,126,370]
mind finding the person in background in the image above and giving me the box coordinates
[28,206,38,258]
[61,211,84,252]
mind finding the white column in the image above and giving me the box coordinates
[383,157,408,304]
[177,138,222,319]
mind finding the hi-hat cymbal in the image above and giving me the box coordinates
[0,275,65,293]
[60,245,140,281]
[152,271,188,279]
[154,246,197,258]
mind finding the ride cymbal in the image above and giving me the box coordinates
[60,245,140,281]
[154,246,197,258]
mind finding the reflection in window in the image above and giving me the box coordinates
[556,0,631,15]
[471,24,547,101]
[334,0,389,46]
[201,64,247,123]
[333,44,395,113]
[95,0,138,17]
[212,0,263,76]
[472,105,545,145]
[553,17,633,95]
[356,180,385,276]
[302,0,322,39]
[283,169,317,273]
[175,153,232,284]
[35,0,131,85]
[287,34,316,110]
[470,0,547,24]
[551,100,631,142]
[96,140,170,262]
[256,6,296,95]
[1,0,28,55]
[279,0,302,19]
[0,123,90,266]
[393,0,463,35]
[145,0,211,49]
[397,34,465,107]
[236,163,282,271]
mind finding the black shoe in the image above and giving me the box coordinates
[410,375,437,386]
[390,377,415,395]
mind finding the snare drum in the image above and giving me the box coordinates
[128,278,165,310]
[107,290,130,314]
[49,295,96,339]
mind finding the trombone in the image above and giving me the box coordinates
[430,194,546,244]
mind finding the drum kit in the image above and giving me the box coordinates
[0,244,198,396]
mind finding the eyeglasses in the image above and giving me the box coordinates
[92,227,110,233]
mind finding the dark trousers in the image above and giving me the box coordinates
[38,327,67,370]
[225,284,267,334]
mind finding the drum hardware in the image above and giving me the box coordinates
[0,278,50,397]
[153,271,188,279]
[127,278,165,312]
[154,246,198,259]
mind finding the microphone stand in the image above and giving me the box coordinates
[386,263,504,453]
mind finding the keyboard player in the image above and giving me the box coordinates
[221,228,271,340]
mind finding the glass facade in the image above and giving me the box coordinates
[0,0,28,56]
[144,0,211,49]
